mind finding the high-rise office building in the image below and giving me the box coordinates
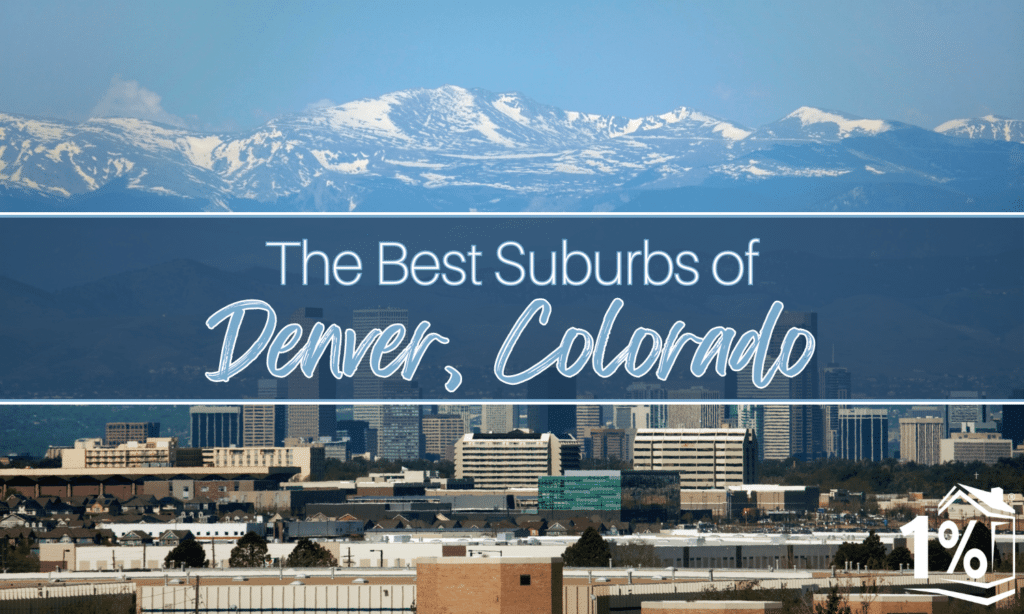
[481,404,516,434]
[377,405,422,460]
[105,422,160,446]
[526,369,576,435]
[422,414,467,461]
[351,307,410,398]
[899,417,943,465]
[668,386,723,428]
[337,420,371,456]
[632,428,758,488]
[762,404,795,460]
[627,382,668,428]
[574,393,602,439]
[773,312,820,460]
[242,405,277,447]
[736,405,765,460]
[351,307,415,452]
[589,428,631,461]
[838,407,888,462]
[820,353,851,457]
[947,391,984,436]
[1002,391,1024,448]
[455,431,581,489]
[284,308,337,441]
[189,406,241,448]
[731,356,791,460]
[940,432,1013,464]
[256,378,287,446]
[446,404,479,433]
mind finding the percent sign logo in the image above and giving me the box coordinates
[939,520,987,578]
[900,484,1017,606]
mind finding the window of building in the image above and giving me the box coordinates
[520,575,531,586]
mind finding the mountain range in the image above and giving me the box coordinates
[0,85,1021,211]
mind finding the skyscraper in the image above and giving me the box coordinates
[189,406,241,447]
[899,417,942,465]
[772,311,820,460]
[526,369,576,436]
[947,391,984,436]
[242,405,277,447]
[838,407,888,462]
[1002,389,1024,448]
[422,414,466,461]
[820,355,852,457]
[732,354,789,460]
[481,404,516,434]
[574,393,602,440]
[285,308,337,440]
[627,382,667,428]
[337,420,370,456]
[668,386,724,428]
[105,422,159,446]
[351,307,416,452]
[736,405,765,460]
[377,405,422,460]
[256,378,287,446]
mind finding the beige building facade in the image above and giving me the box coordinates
[61,437,178,469]
[633,428,758,488]
[455,432,580,489]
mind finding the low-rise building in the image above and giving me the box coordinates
[539,470,680,523]
[940,432,1013,464]
[203,445,326,481]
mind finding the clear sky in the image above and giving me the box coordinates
[1,0,1021,132]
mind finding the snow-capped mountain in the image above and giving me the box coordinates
[935,115,1024,143]
[748,106,894,142]
[0,86,1020,211]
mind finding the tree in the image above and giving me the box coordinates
[0,539,39,573]
[814,585,852,614]
[832,531,887,570]
[562,527,612,567]
[885,546,912,571]
[861,531,886,569]
[928,539,952,572]
[610,539,661,568]
[164,538,208,569]
[286,538,337,567]
[229,531,269,568]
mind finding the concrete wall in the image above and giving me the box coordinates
[0,582,134,614]
[139,582,416,612]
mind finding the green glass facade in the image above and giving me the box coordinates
[538,473,621,511]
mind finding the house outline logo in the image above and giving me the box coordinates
[901,484,1017,605]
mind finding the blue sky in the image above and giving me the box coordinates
[1,0,1021,132]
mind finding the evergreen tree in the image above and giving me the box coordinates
[286,538,337,567]
[229,531,270,568]
[164,537,208,569]
[862,531,886,569]
[885,546,912,571]
[928,539,953,572]
[562,527,612,567]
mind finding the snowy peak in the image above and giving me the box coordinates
[935,115,1024,143]
[752,106,891,141]
[0,88,1021,210]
